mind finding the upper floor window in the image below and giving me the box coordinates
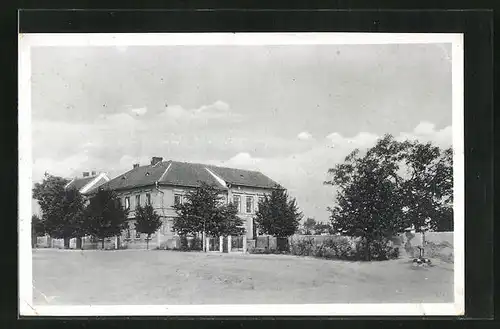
[135,194,141,209]
[146,193,151,206]
[125,196,130,210]
[233,195,241,213]
[174,194,182,206]
[246,196,254,213]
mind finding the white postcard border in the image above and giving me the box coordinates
[18,32,464,317]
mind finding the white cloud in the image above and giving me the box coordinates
[225,152,263,169]
[160,100,240,123]
[326,131,378,149]
[413,121,435,135]
[118,155,151,169]
[397,122,452,147]
[131,107,147,116]
[297,131,313,141]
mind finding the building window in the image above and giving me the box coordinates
[125,197,130,210]
[233,195,241,213]
[126,228,131,239]
[174,194,182,206]
[246,196,253,213]
[146,193,151,206]
[135,194,141,209]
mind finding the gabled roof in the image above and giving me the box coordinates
[206,164,279,189]
[66,176,95,191]
[101,160,280,192]
[65,173,111,195]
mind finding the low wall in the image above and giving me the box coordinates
[397,231,454,262]
[290,232,454,262]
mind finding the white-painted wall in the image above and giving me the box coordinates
[115,184,273,245]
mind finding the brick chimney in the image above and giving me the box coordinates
[151,157,163,166]
[133,163,140,169]
[82,172,90,177]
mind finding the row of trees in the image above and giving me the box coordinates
[32,174,162,249]
[325,135,453,260]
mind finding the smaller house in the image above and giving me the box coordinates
[65,171,111,195]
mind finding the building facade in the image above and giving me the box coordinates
[100,157,279,250]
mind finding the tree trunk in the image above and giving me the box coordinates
[101,239,105,249]
[64,237,70,249]
[364,237,371,261]
[146,235,150,250]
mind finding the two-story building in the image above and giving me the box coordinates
[100,157,280,251]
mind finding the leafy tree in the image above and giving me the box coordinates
[207,202,245,237]
[399,142,453,238]
[31,214,46,248]
[325,134,454,260]
[302,217,317,235]
[31,214,45,236]
[325,135,406,260]
[134,204,162,250]
[83,189,129,249]
[173,182,245,248]
[254,186,303,238]
[32,174,86,248]
[173,181,221,236]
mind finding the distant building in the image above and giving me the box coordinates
[100,157,280,250]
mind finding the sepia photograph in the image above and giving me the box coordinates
[18,33,464,316]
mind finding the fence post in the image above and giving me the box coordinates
[219,236,223,253]
[228,236,232,253]
[206,235,210,252]
[243,235,247,253]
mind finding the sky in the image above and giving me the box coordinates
[30,43,453,222]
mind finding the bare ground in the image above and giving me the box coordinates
[32,249,454,305]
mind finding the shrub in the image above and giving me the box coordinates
[353,238,400,261]
[249,248,284,255]
[289,238,315,256]
[289,236,399,261]
[324,237,355,260]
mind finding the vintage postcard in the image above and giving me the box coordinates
[18,32,464,316]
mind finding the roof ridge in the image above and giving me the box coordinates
[170,160,263,174]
